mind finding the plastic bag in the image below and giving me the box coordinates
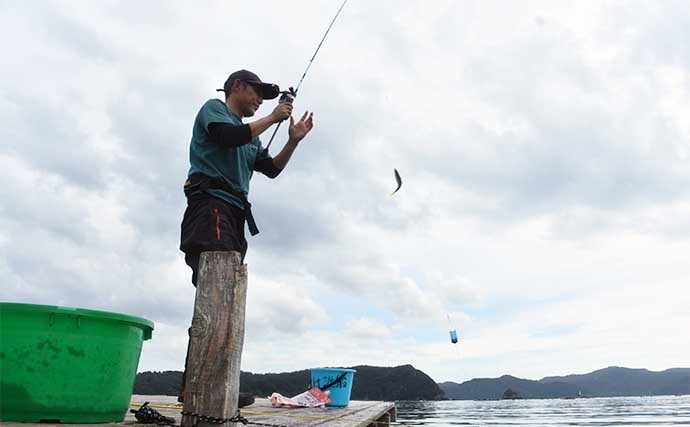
[269,387,332,408]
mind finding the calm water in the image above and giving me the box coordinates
[395,396,690,426]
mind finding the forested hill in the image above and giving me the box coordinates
[439,375,581,400]
[539,367,690,397]
[134,364,443,401]
[440,367,690,400]
[135,366,689,401]
[439,375,580,400]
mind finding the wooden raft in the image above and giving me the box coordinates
[0,395,396,427]
[123,394,396,427]
[0,395,395,427]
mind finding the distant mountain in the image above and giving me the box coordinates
[135,366,689,401]
[347,365,443,400]
[134,370,182,396]
[540,367,690,397]
[439,375,581,400]
[134,364,443,401]
[440,367,690,400]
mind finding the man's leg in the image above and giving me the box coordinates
[184,252,201,287]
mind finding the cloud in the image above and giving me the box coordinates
[344,317,391,340]
[246,275,329,336]
[2,1,690,383]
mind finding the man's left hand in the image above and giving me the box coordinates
[288,111,314,144]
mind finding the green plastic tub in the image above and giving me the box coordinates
[0,302,154,423]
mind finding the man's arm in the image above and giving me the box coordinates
[208,103,293,148]
[254,156,282,179]
[271,140,299,171]
[248,103,292,138]
[208,123,252,147]
[272,111,315,170]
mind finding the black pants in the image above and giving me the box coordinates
[180,194,248,286]
[179,194,248,394]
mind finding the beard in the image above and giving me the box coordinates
[242,105,257,117]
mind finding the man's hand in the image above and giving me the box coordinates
[271,103,293,123]
[288,111,314,144]
[271,111,315,170]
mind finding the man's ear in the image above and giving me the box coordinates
[226,80,242,100]
[231,80,244,93]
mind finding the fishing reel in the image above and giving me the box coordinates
[264,86,297,153]
[278,86,296,104]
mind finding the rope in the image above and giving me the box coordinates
[130,401,177,425]
[314,371,348,391]
[181,409,250,426]
[129,402,401,426]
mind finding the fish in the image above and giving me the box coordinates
[391,169,402,195]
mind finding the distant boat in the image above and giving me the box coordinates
[564,391,591,399]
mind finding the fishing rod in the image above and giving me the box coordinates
[264,0,348,153]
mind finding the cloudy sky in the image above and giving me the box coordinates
[2,0,689,384]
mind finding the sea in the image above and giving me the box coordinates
[395,395,690,426]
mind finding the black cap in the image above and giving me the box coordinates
[216,69,280,100]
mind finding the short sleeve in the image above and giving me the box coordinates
[253,138,269,163]
[199,100,234,131]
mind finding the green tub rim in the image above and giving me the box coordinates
[0,302,154,340]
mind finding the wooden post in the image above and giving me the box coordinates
[181,251,247,427]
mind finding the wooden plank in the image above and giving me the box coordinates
[122,396,396,427]
[181,251,248,427]
[371,411,391,427]
[0,395,397,427]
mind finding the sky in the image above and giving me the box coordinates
[1,0,689,384]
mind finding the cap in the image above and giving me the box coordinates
[216,69,280,100]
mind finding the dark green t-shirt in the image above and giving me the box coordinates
[187,99,269,209]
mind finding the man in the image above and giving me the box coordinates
[178,69,315,405]
[181,69,314,280]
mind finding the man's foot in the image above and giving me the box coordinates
[238,392,255,408]
[177,391,254,408]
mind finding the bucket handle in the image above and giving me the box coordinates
[311,371,349,391]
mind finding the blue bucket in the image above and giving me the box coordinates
[310,368,356,407]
